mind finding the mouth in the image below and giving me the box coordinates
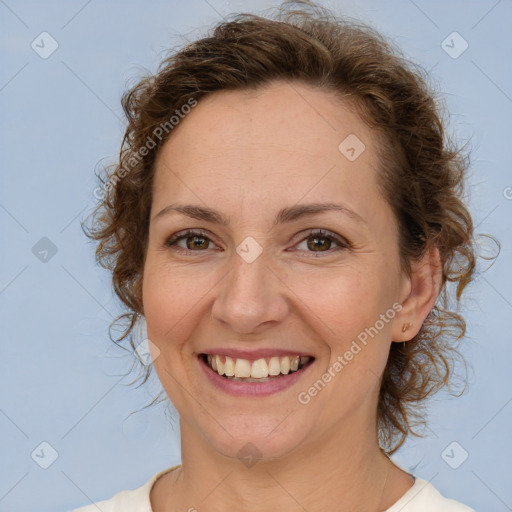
[198,353,315,387]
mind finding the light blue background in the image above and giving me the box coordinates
[1,1,511,511]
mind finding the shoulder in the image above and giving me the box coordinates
[68,480,154,512]
[68,466,180,512]
[386,477,475,512]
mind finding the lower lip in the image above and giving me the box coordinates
[198,355,314,397]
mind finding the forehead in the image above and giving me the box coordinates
[151,80,385,222]
[157,80,372,161]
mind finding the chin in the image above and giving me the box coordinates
[196,415,312,464]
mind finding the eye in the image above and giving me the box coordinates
[164,229,215,252]
[164,228,350,256]
[292,229,349,256]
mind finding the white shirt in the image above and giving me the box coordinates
[70,464,475,512]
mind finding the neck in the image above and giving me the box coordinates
[153,418,413,512]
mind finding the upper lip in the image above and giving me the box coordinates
[198,348,315,361]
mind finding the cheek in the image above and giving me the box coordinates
[142,266,196,401]
[142,262,198,349]
[142,256,226,365]
[314,267,395,365]
[317,267,383,325]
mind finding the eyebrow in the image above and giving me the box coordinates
[152,202,367,227]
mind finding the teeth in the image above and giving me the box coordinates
[251,359,269,378]
[280,357,290,375]
[224,356,235,377]
[205,354,312,379]
[268,356,281,376]
[234,358,251,378]
[215,355,224,376]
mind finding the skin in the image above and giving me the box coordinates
[142,80,442,512]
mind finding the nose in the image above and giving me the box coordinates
[210,248,289,335]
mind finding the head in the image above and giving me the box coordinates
[83,0,478,455]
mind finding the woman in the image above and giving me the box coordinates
[74,1,481,510]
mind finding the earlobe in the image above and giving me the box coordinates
[392,245,442,342]
[401,322,411,333]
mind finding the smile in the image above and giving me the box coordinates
[202,354,313,381]
[198,353,315,397]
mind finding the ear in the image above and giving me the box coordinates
[391,245,443,342]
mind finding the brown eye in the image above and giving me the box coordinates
[294,229,349,256]
[164,228,349,256]
[164,229,214,252]
[307,234,332,251]
[184,234,210,250]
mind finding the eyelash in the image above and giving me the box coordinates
[163,228,350,257]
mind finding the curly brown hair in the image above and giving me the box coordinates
[82,0,496,454]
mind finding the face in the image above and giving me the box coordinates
[142,80,410,462]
